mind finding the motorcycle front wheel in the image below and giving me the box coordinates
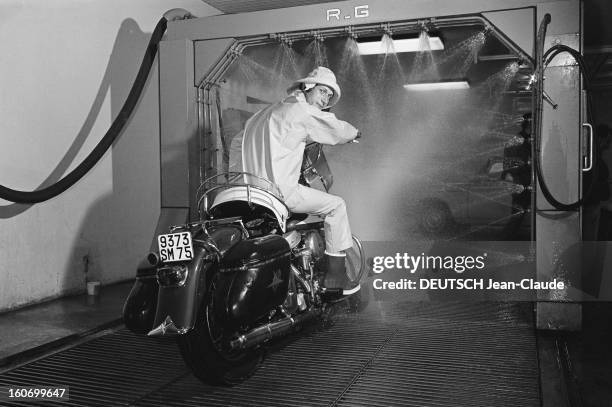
[345,235,366,285]
[344,235,368,312]
[177,276,263,385]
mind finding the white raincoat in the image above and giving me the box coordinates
[241,91,358,253]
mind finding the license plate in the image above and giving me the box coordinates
[157,232,193,262]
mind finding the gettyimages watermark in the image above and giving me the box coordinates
[372,252,487,274]
[371,251,564,291]
[360,241,611,302]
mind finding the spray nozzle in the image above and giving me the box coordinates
[229,47,243,57]
[345,26,358,40]
[310,30,325,42]
[380,23,393,37]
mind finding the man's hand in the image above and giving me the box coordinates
[352,131,362,143]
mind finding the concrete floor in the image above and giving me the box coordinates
[0,281,132,367]
[0,281,610,406]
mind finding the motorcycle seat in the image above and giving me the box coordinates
[286,213,324,232]
[287,213,308,223]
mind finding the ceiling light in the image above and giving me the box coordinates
[403,81,470,91]
[357,36,444,55]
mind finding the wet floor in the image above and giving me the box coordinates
[0,298,540,407]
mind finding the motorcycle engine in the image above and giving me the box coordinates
[302,230,325,261]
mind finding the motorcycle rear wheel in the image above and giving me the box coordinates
[177,277,263,385]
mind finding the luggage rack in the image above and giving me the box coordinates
[197,172,290,231]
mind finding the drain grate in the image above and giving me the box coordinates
[0,301,539,406]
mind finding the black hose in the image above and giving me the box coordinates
[533,15,595,211]
[0,17,168,204]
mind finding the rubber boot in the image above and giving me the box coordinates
[323,254,360,295]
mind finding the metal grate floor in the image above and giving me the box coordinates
[0,301,539,407]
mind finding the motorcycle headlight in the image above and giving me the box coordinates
[157,264,189,287]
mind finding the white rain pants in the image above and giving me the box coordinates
[285,184,354,253]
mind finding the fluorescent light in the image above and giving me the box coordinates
[357,36,444,55]
[403,81,470,91]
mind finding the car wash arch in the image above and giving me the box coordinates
[156,0,585,329]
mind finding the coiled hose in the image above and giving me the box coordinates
[0,13,177,204]
[533,14,596,211]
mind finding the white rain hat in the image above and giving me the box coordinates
[287,66,341,107]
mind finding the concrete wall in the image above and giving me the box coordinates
[0,0,219,312]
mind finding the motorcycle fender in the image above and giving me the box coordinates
[122,256,159,335]
[217,235,291,329]
[148,246,214,337]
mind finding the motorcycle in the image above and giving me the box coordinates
[123,142,366,385]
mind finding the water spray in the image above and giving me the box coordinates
[304,30,328,67]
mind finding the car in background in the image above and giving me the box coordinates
[415,157,529,238]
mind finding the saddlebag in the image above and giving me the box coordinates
[217,234,291,329]
[123,261,159,334]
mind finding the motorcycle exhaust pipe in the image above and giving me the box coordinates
[229,309,321,350]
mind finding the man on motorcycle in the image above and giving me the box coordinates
[241,66,360,294]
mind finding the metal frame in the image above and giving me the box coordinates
[196,172,288,222]
[157,0,585,330]
[196,14,536,188]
